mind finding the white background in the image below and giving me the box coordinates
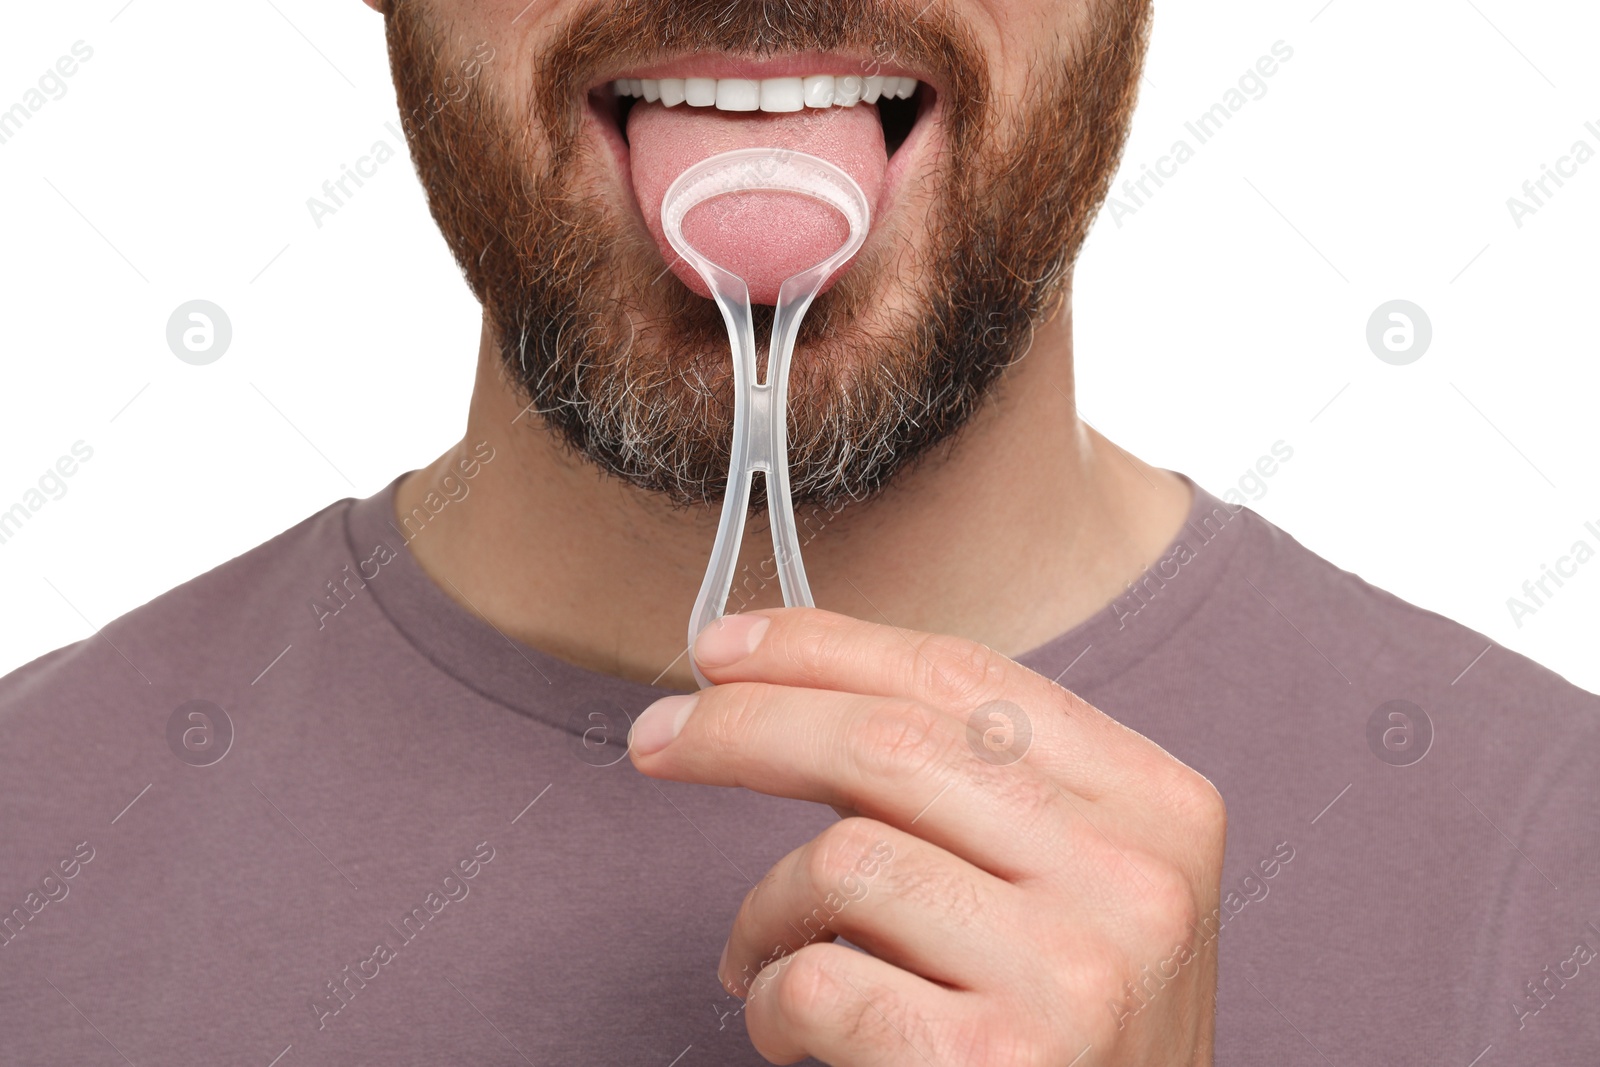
[1,0,1595,692]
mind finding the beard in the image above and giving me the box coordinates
[383,0,1151,509]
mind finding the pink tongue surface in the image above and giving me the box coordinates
[628,102,885,305]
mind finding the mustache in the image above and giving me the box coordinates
[530,0,990,151]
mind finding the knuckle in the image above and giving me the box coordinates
[1132,856,1204,952]
[1062,931,1130,1005]
[891,854,987,929]
[733,863,786,941]
[696,682,770,757]
[1194,777,1229,835]
[981,763,1062,827]
[910,632,1011,707]
[773,610,843,686]
[771,943,851,1027]
[807,823,993,939]
[807,818,892,893]
[948,1011,1052,1067]
[1165,766,1229,843]
[771,947,931,1057]
[850,700,963,782]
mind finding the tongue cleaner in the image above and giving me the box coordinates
[660,147,871,688]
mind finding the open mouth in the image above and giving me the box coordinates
[582,54,943,303]
[606,72,927,157]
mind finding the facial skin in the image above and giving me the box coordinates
[367,4,1222,1060]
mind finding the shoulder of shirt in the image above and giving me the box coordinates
[1224,500,1600,748]
[0,494,358,715]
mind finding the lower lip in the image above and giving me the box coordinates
[581,87,943,260]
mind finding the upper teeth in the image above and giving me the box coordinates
[613,75,918,112]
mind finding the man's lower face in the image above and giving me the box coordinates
[386,0,1150,508]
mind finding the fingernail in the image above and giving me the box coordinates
[716,939,730,987]
[695,614,770,669]
[630,694,697,756]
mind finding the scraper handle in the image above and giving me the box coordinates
[660,149,870,688]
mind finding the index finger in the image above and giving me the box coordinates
[691,607,1171,800]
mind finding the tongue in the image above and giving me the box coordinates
[628,102,885,305]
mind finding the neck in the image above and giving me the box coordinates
[395,300,1192,691]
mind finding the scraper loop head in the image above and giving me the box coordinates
[661,147,870,288]
[661,148,872,689]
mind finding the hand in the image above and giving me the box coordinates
[629,607,1225,1066]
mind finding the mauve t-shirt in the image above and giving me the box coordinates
[1,473,1597,1066]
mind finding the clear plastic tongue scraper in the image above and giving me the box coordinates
[660,148,870,688]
